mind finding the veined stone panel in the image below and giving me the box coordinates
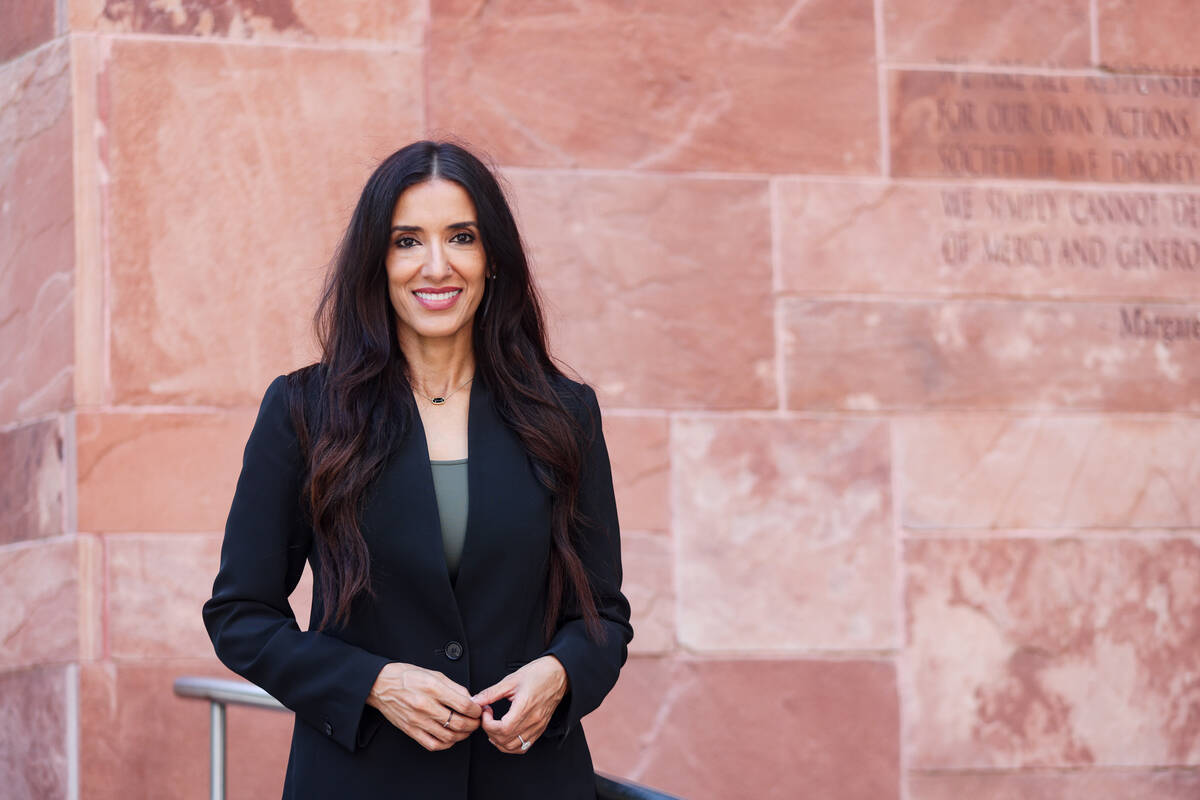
[69,0,426,45]
[909,769,1200,800]
[777,180,1200,301]
[0,0,55,64]
[883,0,1090,67]
[80,660,294,800]
[619,532,673,655]
[0,418,66,545]
[584,657,899,800]
[1098,0,1200,75]
[905,537,1200,768]
[896,415,1200,529]
[0,538,78,672]
[506,171,775,409]
[890,70,1200,183]
[0,38,74,425]
[76,410,253,534]
[673,416,896,651]
[429,0,879,173]
[102,39,424,405]
[106,533,224,659]
[601,416,669,533]
[0,666,70,800]
[782,299,1200,412]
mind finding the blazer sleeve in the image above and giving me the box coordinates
[539,382,634,740]
[202,374,391,754]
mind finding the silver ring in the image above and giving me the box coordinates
[518,734,531,751]
[443,709,454,728]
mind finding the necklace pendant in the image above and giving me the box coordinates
[430,396,446,405]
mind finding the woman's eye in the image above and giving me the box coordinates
[394,236,419,249]
[451,231,476,245]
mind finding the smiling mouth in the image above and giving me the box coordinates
[414,289,462,301]
[412,288,463,310]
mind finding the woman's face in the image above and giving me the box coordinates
[386,178,488,345]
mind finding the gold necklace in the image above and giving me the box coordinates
[416,375,473,405]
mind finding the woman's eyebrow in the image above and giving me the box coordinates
[391,220,477,233]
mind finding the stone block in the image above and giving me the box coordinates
[0,418,65,545]
[909,769,1200,799]
[106,533,224,659]
[76,410,253,533]
[429,0,879,173]
[777,179,1200,301]
[1098,0,1200,74]
[782,299,1200,412]
[69,0,425,45]
[586,657,899,800]
[80,659,294,800]
[890,70,1200,184]
[905,537,1200,767]
[0,666,70,800]
[101,38,423,405]
[0,38,73,425]
[507,171,775,409]
[602,415,669,532]
[0,538,77,671]
[884,0,1089,67]
[621,532,673,655]
[896,416,1200,529]
[0,0,55,63]
[674,416,896,651]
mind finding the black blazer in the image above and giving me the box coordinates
[202,367,634,799]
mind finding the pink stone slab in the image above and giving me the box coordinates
[0,538,78,670]
[905,537,1200,768]
[783,299,1200,412]
[777,180,1200,301]
[585,657,900,800]
[884,0,1090,67]
[70,0,426,45]
[1098,0,1200,75]
[0,39,74,425]
[0,0,55,63]
[506,170,776,409]
[106,533,224,659]
[80,659,294,800]
[601,416,669,533]
[101,39,423,405]
[76,410,254,533]
[910,769,1200,800]
[621,531,673,655]
[429,0,879,173]
[0,666,70,799]
[673,416,896,651]
[0,418,66,545]
[896,415,1200,529]
[891,70,1200,184]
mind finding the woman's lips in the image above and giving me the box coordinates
[413,288,462,310]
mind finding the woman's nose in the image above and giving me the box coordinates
[422,240,452,279]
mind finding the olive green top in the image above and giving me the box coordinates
[429,458,468,582]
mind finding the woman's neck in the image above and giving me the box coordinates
[398,326,476,397]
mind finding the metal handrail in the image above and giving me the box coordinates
[173,675,682,800]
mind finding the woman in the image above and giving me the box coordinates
[202,140,634,799]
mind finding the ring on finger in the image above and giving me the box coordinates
[443,709,454,729]
[517,734,531,751]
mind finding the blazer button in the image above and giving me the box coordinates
[323,721,333,736]
[444,641,464,661]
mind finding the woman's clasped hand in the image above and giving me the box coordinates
[366,656,569,754]
[366,662,482,751]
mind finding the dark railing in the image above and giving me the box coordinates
[173,676,681,800]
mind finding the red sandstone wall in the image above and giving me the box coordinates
[3,1,1200,798]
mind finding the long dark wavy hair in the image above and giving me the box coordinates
[283,140,604,644]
